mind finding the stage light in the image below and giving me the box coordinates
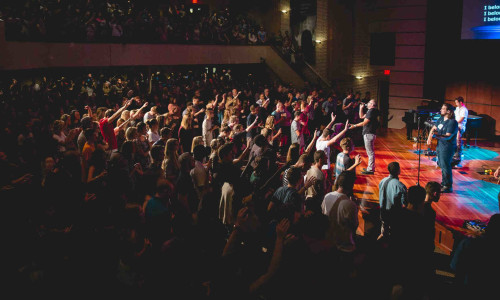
[356,75,363,80]
[315,40,322,44]
[281,9,288,14]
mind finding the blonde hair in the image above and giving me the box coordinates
[180,113,193,130]
[121,110,130,120]
[191,136,204,153]
[162,138,180,171]
[340,137,353,151]
[265,115,275,130]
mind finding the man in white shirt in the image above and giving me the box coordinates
[321,171,358,253]
[454,96,468,162]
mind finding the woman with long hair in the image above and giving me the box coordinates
[178,113,194,154]
[191,136,204,153]
[162,138,180,182]
[263,115,282,149]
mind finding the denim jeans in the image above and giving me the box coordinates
[363,133,376,172]
[438,144,455,187]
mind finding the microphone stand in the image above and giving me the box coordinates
[417,116,422,186]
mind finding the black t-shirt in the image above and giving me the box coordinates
[362,108,380,135]
[246,113,259,139]
[435,117,458,149]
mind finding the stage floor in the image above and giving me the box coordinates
[352,128,500,250]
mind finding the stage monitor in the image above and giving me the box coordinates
[462,0,500,39]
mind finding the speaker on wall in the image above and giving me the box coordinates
[370,32,396,66]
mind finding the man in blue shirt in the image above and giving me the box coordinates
[378,162,408,238]
[426,103,458,193]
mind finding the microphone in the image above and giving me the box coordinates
[414,112,417,124]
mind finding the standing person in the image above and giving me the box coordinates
[350,99,380,175]
[426,103,458,193]
[305,150,327,212]
[178,113,194,154]
[378,162,408,240]
[99,98,133,151]
[424,181,441,251]
[246,105,260,144]
[454,96,468,163]
[271,101,292,154]
[316,114,348,187]
[341,91,355,123]
[321,171,358,253]
[334,137,362,183]
[291,111,305,152]
[202,107,219,147]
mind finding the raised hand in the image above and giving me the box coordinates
[331,112,336,122]
[276,218,290,239]
[354,154,362,165]
[304,176,316,189]
[235,207,251,232]
[344,120,350,130]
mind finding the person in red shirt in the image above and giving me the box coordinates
[99,99,133,150]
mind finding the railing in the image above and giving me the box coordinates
[270,45,331,89]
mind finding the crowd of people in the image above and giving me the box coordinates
[1,65,496,299]
[1,0,274,45]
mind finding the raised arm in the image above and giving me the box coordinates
[326,120,349,147]
[325,113,336,130]
[109,98,133,123]
[245,116,259,132]
[84,105,93,119]
[359,104,366,119]
[304,129,320,155]
[233,140,252,165]
[249,218,289,294]
[130,101,149,120]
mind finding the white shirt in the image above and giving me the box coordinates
[455,105,468,131]
[202,118,213,147]
[143,111,156,124]
[190,160,208,188]
[316,139,330,170]
[321,191,358,252]
[147,130,160,144]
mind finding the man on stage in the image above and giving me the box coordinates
[350,99,380,175]
[454,96,468,163]
[426,103,458,193]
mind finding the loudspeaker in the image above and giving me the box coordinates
[370,32,396,66]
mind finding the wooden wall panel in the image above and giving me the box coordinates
[396,32,426,45]
[377,0,427,7]
[390,84,424,97]
[374,6,427,20]
[445,80,500,135]
[393,59,425,72]
[390,71,424,85]
[445,81,468,101]
[467,81,492,105]
[377,20,427,32]
[396,45,425,58]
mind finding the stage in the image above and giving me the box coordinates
[352,128,500,254]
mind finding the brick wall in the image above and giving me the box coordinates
[315,0,328,79]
